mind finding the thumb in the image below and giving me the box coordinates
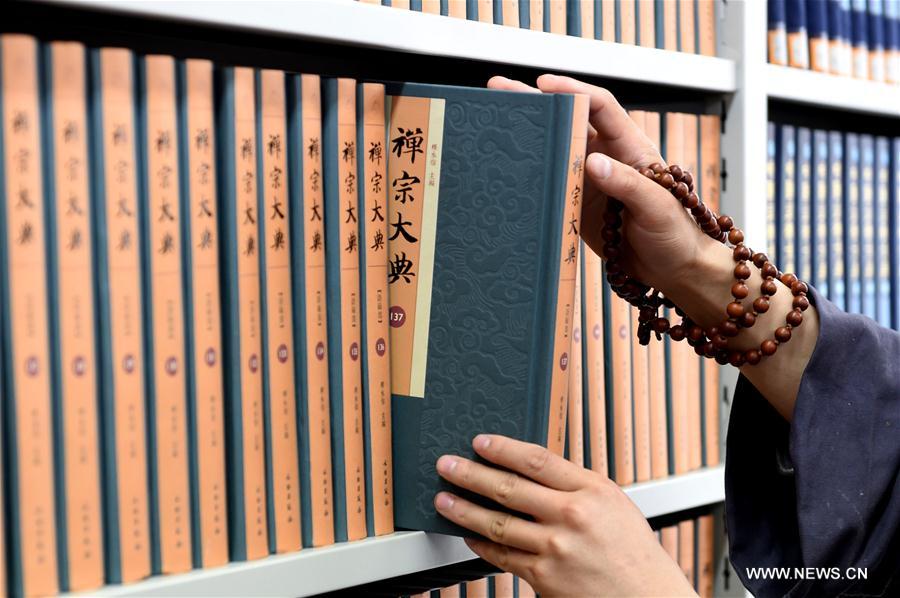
[584,152,675,223]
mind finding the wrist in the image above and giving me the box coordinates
[665,236,734,330]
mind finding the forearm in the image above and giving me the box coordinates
[666,237,819,421]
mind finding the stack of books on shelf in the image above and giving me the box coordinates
[768,0,900,84]
[0,26,723,596]
[767,122,900,329]
[358,0,718,56]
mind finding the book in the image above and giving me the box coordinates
[699,114,720,467]
[843,0,856,74]
[844,132,862,313]
[256,68,303,553]
[767,122,778,277]
[697,0,716,56]
[581,244,608,476]
[449,0,467,18]
[860,134,876,320]
[422,0,441,13]
[517,578,537,598]
[496,0,520,26]
[828,0,848,74]
[605,250,634,484]
[679,0,697,52]
[385,83,587,534]
[42,39,105,591]
[661,525,679,560]
[768,0,789,65]
[697,515,715,598]
[868,0,886,81]
[323,77,367,542]
[493,573,515,597]
[547,0,567,33]
[600,0,616,41]
[875,136,892,327]
[795,127,812,284]
[89,46,152,583]
[567,259,585,467]
[807,0,831,71]
[357,82,394,536]
[286,73,336,548]
[466,578,489,597]
[176,58,229,568]
[776,124,797,276]
[828,130,847,311]
[466,0,494,21]
[811,129,829,297]
[215,65,269,561]
[678,519,696,589]
[786,0,811,67]
[891,137,900,329]
[0,33,59,597]
[619,0,636,44]
[518,0,544,30]
[567,0,595,37]
[851,0,870,77]
[886,0,900,83]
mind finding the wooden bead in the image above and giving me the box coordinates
[761,280,778,296]
[609,199,625,212]
[603,243,621,259]
[780,272,798,286]
[729,351,746,367]
[790,281,809,295]
[775,326,792,343]
[669,325,685,341]
[683,192,700,209]
[793,295,810,311]
[601,225,620,242]
[740,312,757,328]
[761,340,778,356]
[704,342,718,358]
[734,263,751,280]
[715,350,730,365]
[712,334,729,350]
[694,343,706,356]
[674,182,689,199]
[603,211,622,226]
[691,204,708,219]
[717,215,734,231]
[639,167,655,178]
[681,171,693,189]
[717,231,728,243]
[761,262,778,279]
[733,245,752,261]
[727,229,744,245]
[744,349,761,365]
[786,309,803,326]
[688,325,704,342]
[753,297,770,314]
[667,164,682,179]
[726,301,744,318]
[659,172,676,188]
[608,272,627,287]
[650,163,665,174]
[721,320,739,337]
[652,318,670,334]
[731,282,749,299]
[752,252,768,268]
[605,261,623,275]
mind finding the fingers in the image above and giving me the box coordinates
[487,76,541,93]
[584,153,675,224]
[463,537,537,580]
[434,492,546,553]
[470,435,584,491]
[436,455,558,519]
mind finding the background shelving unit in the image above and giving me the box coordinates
[9,0,890,595]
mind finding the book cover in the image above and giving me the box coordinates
[845,132,862,314]
[811,129,830,297]
[176,58,229,568]
[786,0,811,67]
[581,244,608,476]
[796,127,813,284]
[323,78,367,542]
[620,0,637,44]
[828,0,848,74]
[286,73,336,548]
[699,114,720,466]
[868,0,886,80]
[875,136,892,327]
[697,0,716,55]
[860,134,876,320]
[0,33,59,597]
[88,46,152,583]
[385,83,587,534]
[851,0,870,77]
[678,0,697,52]
[215,65,269,561]
[776,124,797,276]
[768,0,789,64]
[357,82,394,537]
[255,68,303,553]
[546,0,567,32]
[828,130,847,310]
[41,40,105,591]
[136,53,193,575]
[808,0,831,71]
[568,260,585,467]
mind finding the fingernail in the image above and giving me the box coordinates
[435,492,455,510]
[587,153,612,179]
[436,455,458,475]
[473,434,491,450]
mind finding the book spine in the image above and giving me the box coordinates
[448,0,467,17]
[868,0,886,80]
[828,131,847,310]
[663,0,679,49]
[581,0,595,37]
[324,78,367,542]
[812,129,830,297]
[620,0,637,44]
[891,137,900,329]
[256,68,302,553]
[768,0,789,64]
[860,135,876,320]
[43,40,105,591]
[828,0,846,73]
[637,0,656,47]
[493,573,515,598]
[767,123,778,262]
[547,0,567,32]
[697,0,715,55]
[779,124,798,276]
[581,244,608,475]
[567,261,585,467]
[89,46,152,583]
[136,53,193,575]
[0,353,4,595]
[808,0,831,71]
[697,515,715,597]
[845,132,862,313]
[886,0,900,83]
[422,0,441,13]
[545,94,588,456]
[178,58,229,568]
[606,274,634,482]
[567,0,582,36]
[478,0,494,22]
[357,82,393,536]
[392,0,411,8]
[678,520,696,588]
[786,0,811,67]
[0,33,59,597]
[843,0,856,75]
[796,127,813,284]
[876,136,891,327]
[602,0,617,41]
[678,0,697,52]
[501,0,520,26]
[699,114,720,466]
[852,0,870,77]
[216,65,268,561]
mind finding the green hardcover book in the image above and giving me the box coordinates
[383,82,588,534]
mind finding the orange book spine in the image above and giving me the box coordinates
[467,578,489,598]
[391,0,411,8]
[601,0,616,41]
[182,59,228,568]
[699,115,721,466]
[1,34,59,597]
[638,0,656,47]
[448,0,467,18]
[503,0,520,26]
[422,0,441,13]
[259,69,302,553]
[335,79,367,540]
[517,578,537,598]
[697,514,715,597]
[440,585,461,598]
[494,573,515,597]
[580,0,595,38]
[359,83,393,535]
[567,262,584,467]
[697,0,716,56]
[48,40,105,590]
[232,66,269,560]
[582,247,608,476]
[619,0,637,44]
[661,525,679,560]
[549,0,566,33]
[478,0,493,22]
[609,283,634,484]
[663,0,678,50]
[546,95,588,456]
[97,47,152,582]
[642,111,669,479]
[530,0,544,30]
[678,519,696,588]
[299,75,335,547]
[142,54,192,574]
[678,0,696,53]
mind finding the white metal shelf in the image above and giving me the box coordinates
[44,0,737,93]
[766,64,900,117]
[82,466,724,597]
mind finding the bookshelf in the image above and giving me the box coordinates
[766,64,900,117]
[84,466,725,597]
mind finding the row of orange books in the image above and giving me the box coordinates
[359,0,718,56]
[407,574,536,597]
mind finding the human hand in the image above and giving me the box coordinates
[434,434,696,597]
